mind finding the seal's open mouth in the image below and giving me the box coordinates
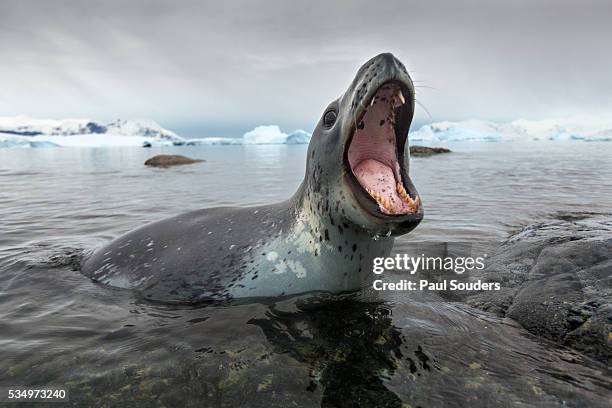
[346,81,420,216]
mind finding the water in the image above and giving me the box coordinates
[1,142,611,407]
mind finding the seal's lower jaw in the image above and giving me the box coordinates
[345,81,422,220]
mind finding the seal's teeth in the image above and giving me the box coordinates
[370,98,375,107]
[379,197,390,212]
[367,188,402,214]
[406,195,420,212]
[396,182,420,212]
[396,182,410,201]
[398,91,405,105]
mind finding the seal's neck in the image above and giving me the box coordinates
[236,182,395,297]
[290,181,392,246]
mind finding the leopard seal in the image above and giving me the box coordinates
[81,53,424,303]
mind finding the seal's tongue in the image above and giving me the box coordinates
[352,159,405,212]
[348,83,419,214]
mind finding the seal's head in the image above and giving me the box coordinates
[305,53,423,236]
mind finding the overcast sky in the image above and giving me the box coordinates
[1,0,611,136]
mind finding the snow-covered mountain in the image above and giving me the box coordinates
[0,116,183,147]
[409,117,612,142]
[0,116,96,136]
[104,119,181,141]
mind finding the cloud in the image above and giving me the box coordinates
[1,0,611,136]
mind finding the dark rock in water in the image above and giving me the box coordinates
[144,155,205,167]
[409,146,451,157]
[142,141,152,148]
[465,213,612,361]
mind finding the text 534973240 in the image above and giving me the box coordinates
[1,388,68,402]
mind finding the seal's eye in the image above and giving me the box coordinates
[323,110,337,128]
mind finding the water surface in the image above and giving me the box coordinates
[1,142,611,407]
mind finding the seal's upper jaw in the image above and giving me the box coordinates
[342,54,422,222]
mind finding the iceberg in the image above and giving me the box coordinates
[186,126,312,146]
[0,134,60,148]
[243,125,288,144]
[185,137,242,146]
[409,117,612,142]
[286,129,312,144]
[409,120,502,142]
[29,140,61,148]
[584,129,612,142]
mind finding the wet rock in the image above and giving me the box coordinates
[466,213,612,360]
[144,154,205,167]
[409,146,451,157]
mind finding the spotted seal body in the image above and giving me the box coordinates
[81,53,423,303]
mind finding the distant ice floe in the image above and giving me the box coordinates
[186,126,311,146]
[0,134,61,148]
[409,117,612,142]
